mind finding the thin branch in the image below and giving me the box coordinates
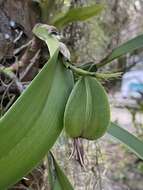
[10,37,42,72]
[14,40,32,55]
[20,49,41,80]
[0,68,24,93]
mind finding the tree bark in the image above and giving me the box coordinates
[1,0,38,37]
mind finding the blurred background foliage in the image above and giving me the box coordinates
[0,0,143,189]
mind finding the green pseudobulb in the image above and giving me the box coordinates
[64,76,110,140]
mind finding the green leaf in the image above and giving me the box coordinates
[0,24,74,189]
[107,122,143,160]
[48,152,74,190]
[52,4,104,28]
[100,34,143,65]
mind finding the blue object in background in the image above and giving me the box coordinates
[129,83,143,92]
[121,71,143,99]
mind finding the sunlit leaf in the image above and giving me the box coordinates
[48,153,74,190]
[107,122,143,160]
[98,34,143,67]
[0,24,74,189]
[52,4,104,28]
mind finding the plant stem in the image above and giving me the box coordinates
[64,61,122,80]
